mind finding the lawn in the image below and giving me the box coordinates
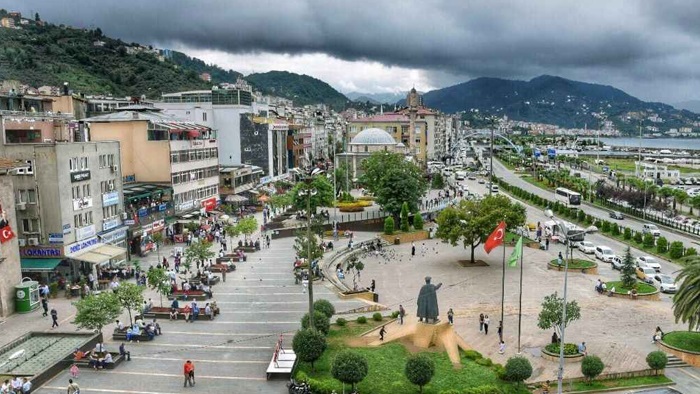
[583,157,698,175]
[297,321,529,394]
[568,374,672,392]
[549,259,596,269]
[505,231,537,244]
[605,280,657,295]
[662,331,700,352]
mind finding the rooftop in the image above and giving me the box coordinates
[82,110,209,131]
[350,128,397,145]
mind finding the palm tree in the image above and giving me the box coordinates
[659,187,675,207]
[673,258,700,330]
[690,195,700,216]
[674,189,689,214]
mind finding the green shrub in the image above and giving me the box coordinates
[585,214,593,225]
[492,363,506,380]
[594,219,603,228]
[577,210,586,222]
[624,227,632,240]
[295,370,309,382]
[292,328,327,371]
[400,202,410,232]
[611,224,620,236]
[357,316,367,324]
[372,312,383,322]
[413,213,424,230]
[335,317,347,327]
[475,357,493,367]
[464,349,483,360]
[331,350,368,390]
[646,350,668,375]
[656,236,668,254]
[384,216,395,235]
[686,247,698,257]
[634,231,644,244]
[581,355,605,383]
[544,342,579,355]
[313,299,336,318]
[643,233,655,248]
[601,221,611,233]
[301,311,330,335]
[669,241,684,259]
[405,353,436,393]
[504,356,533,384]
[307,377,338,394]
[461,385,504,394]
[48,282,59,297]
[390,311,400,318]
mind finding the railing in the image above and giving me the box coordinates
[598,199,700,237]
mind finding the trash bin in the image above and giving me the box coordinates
[15,278,40,313]
[394,237,400,245]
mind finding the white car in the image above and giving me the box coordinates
[577,241,595,254]
[610,256,623,270]
[642,223,661,237]
[637,256,661,272]
[654,274,678,293]
[594,245,616,263]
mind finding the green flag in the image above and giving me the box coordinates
[508,236,523,267]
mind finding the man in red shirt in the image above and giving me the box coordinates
[183,360,195,387]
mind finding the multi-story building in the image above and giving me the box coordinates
[347,113,428,163]
[0,158,23,317]
[86,96,155,117]
[238,115,290,178]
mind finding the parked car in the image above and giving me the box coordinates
[609,211,624,220]
[578,241,596,254]
[654,274,678,293]
[490,185,499,193]
[636,267,656,284]
[611,255,623,270]
[642,223,661,237]
[637,256,661,272]
[478,178,486,184]
[468,174,477,180]
[594,246,616,263]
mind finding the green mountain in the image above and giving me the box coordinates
[245,71,349,110]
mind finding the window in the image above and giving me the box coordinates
[22,218,39,233]
[74,214,82,228]
[17,189,37,204]
[99,155,106,168]
[80,157,89,170]
[82,184,91,197]
[103,205,118,218]
[69,157,78,172]
[72,186,81,199]
[202,112,207,122]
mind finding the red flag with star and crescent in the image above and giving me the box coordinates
[483,221,506,254]
[0,225,15,243]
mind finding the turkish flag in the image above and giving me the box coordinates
[0,225,15,243]
[484,221,506,254]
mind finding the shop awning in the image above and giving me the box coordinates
[21,258,62,272]
[226,194,248,202]
[69,244,127,265]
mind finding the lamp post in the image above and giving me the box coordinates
[544,209,591,394]
[298,185,318,329]
[489,121,495,196]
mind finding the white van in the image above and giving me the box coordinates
[455,171,466,181]
[595,246,615,263]
[490,185,499,193]
[642,223,661,237]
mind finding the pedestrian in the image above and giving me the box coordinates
[557,252,563,267]
[411,242,416,256]
[370,279,376,293]
[379,325,387,341]
[183,360,195,387]
[479,313,485,333]
[222,269,226,282]
[50,308,58,328]
[652,326,663,343]
[498,341,506,354]
[399,305,406,325]
[21,377,31,394]
[545,237,550,250]
[66,379,80,394]
[70,363,79,378]
[483,314,490,335]
[41,297,48,317]
[447,308,454,325]
[497,321,503,342]
[578,342,587,356]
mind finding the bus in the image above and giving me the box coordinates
[555,187,582,208]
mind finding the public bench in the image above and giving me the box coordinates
[167,291,212,301]
[69,352,124,370]
[188,275,221,286]
[112,328,155,342]
[235,246,257,253]
[211,264,236,273]
[266,336,297,380]
[143,306,219,321]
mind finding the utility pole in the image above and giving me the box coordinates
[306,188,314,329]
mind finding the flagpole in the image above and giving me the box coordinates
[517,234,525,354]
[500,233,506,338]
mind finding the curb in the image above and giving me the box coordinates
[565,381,676,394]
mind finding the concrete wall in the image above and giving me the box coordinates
[239,115,269,174]
[0,174,21,317]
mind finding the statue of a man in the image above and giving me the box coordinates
[417,276,442,323]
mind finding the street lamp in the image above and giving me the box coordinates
[544,209,593,394]
[298,185,318,329]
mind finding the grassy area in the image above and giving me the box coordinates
[297,321,528,394]
[520,174,555,191]
[582,157,699,176]
[662,331,700,352]
[549,259,596,269]
[568,374,672,392]
[605,280,657,295]
[505,231,537,244]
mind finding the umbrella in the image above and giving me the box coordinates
[258,195,271,202]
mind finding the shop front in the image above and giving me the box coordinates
[64,237,128,285]
[19,245,68,284]
[129,219,165,257]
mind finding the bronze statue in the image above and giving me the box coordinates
[417,276,442,323]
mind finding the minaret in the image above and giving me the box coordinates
[407,87,419,155]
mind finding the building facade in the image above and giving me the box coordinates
[0,159,22,317]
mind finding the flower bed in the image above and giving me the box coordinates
[604,281,659,300]
[541,342,584,363]
[547,259,598,274]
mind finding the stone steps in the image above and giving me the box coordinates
[666,354,690,368]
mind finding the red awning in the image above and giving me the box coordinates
[187,130,201,138]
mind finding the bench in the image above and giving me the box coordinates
[211,264,236,273]
[143,306,219,321]
[266,348,297,380]
[167,291,211,301]
[217,256,246,264]
[112,328,155,342]
[69,352,124,370]
[235,246,257,253]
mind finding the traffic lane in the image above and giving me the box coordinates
[492,159,699,247]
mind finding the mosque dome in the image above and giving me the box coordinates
[350,128,396,145]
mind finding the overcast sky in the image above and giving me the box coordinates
[7,0,700,103]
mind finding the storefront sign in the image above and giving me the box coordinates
[20,246,63,258]
[191,140,204,147]
[141,223,153,237]
[70,170,91,183]
[201,197,217,212]
[152,219,165,232]
[102,191,120,207]
[103,217,121,232]
[137,207,148,217]
[48,233,64,244]
[62,223,71,235]
[158,203,168,211]
[99,227,127,244]
[73,197,93,211]
[75,224,96,241]
[65,236,98,255]
[178,200,194,212]
[124,219,136,226]
[123,174,136,183]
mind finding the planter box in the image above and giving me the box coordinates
[340,290,378,303]
[167,291,211,301]
[547,261,598,275]
[541,347,584,363]
[211,264,236,273]
[658,339,700,367]
[235,246,257,253]
[380,230,429,244]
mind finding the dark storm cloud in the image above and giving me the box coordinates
[7,0,700,100]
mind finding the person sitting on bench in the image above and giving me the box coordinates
[100,352,113,369]
[183,304,192,322]
[88,352,100,370]
[607,286,616,297]
[202,284,213,298]
[170,307,179,320]
[119,343,130,361]
[126,325,141,342]
[145,324,156,340]
[151,319,162,335]
[73,348,90,361]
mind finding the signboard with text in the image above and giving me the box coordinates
[102,191,120,207]
[21,246,63,258]
[75,224,96,241]
[65,236,98,255]
[70,170,91,183]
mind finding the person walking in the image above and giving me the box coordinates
[379,325,387,341]
[411,242,416,256]
[498,341,506,354]
[183,360,195,387]
[483,315,490,335]
[545,237,550,250]
[50,308,58,328]
[370,279,376,293]
[399,305,406,325]
[497,321,503,342]
[447,308,454,325]
[66,379,80,394]
[41,297,48,317]
[479,313,485,333]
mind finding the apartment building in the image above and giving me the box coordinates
[0,158,23,317]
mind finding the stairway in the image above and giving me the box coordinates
[666,354,690,368]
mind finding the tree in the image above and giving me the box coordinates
[313,299,336,318]
[301,311,330,335]
[656,236,668,254]
[436,195,526,263]
[114,283,144,325]
[34,12,40,22]
[332,350,369,391]
[413,213,424,230]
[346,255,365,291]
[690,195,700,216]
[620,246,637,289]
[581,355,604,383]
[646,351,668,375]
[151,231,164,263]
[537,292,582,339]
[270,192,292,213]
[224,223,241,240]
[400,202,410,232]
[292,329,327,372]
[146,267,171,307]
[405,353,436,393]
[669,241,685,259]
[292,176,334,213]
[384,216,395,235]
[643,233,655,248]
[431,173,445,189]
[236,217,258,241]
[672,257,700,330]
[184,240,215,271]
[674,189,689,212]
[334,162,350,194]
[504,356,532,385]
[73,292,121,335]
[360,151,427,216]
[293,229,323,263]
